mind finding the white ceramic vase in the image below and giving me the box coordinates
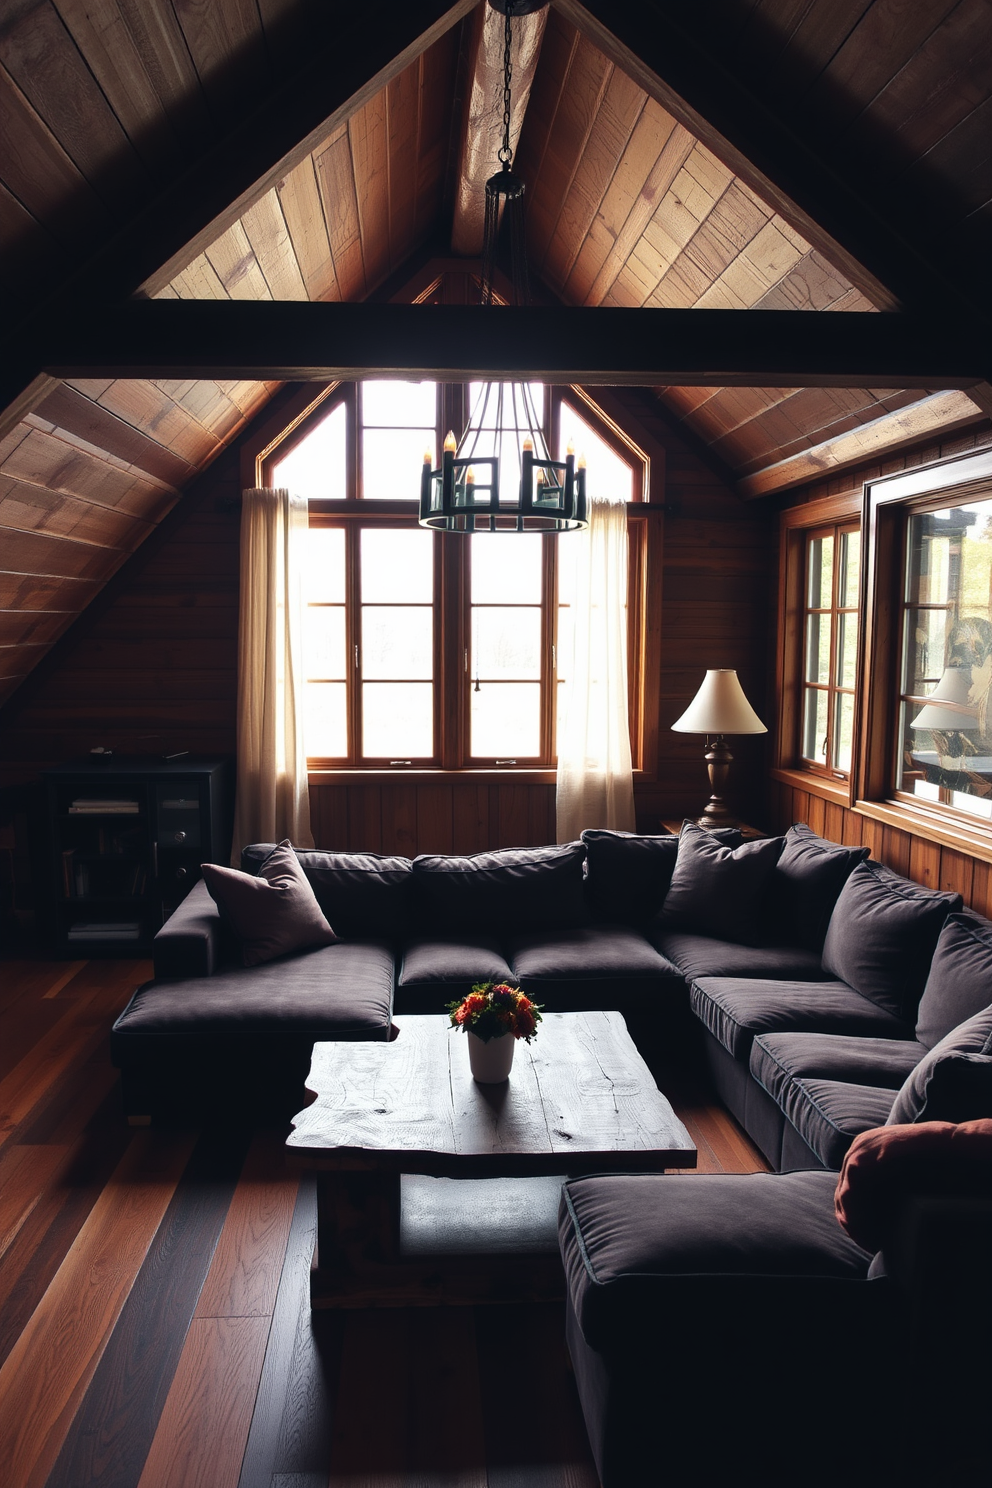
[467,1030,515,1083]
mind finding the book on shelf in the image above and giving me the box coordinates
[62,848,75,897]
[161,798,197,810]
[67,921,141,941]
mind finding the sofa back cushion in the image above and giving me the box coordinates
[820,862,961,1019]
[412,843,586,934]
[887,1004,992,1125]
[766,824,869,950]
[659,823,784,945]
[582,825,742,926]
[202,841,338,966]
[241,843,414,939]
[915,911,992,1050]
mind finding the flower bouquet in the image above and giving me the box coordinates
[447,981,543,1082]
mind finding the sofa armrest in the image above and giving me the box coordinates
[153,878,225,980]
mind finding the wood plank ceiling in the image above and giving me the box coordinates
[1,0,990,707]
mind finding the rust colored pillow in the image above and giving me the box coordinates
[201,840,338,966]
[834,1118,992,1254]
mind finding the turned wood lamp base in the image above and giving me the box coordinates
[696,735,740,829]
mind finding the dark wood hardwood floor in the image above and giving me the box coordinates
[0,956,768,1488]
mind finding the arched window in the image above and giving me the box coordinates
[263,379,652,770]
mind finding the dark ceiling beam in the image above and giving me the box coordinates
[552,0,990,326]
[23,301,991,389]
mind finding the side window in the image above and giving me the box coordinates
[801,524,860,778]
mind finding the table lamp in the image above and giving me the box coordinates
[909,665,979,767]
[671,668,767,828]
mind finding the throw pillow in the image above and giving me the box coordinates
[834,1118,992,1254]
[241,844,414,939]
[202,840,338,966]
[765,823,869,950]
[886,1002,992,1125]
[915,910,992,1049]
[820,862,961,1019]
[581,825,741,926]
[659,822,784,944]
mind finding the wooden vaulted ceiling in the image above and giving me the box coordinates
[2,0,991,707]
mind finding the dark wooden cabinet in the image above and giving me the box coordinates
[44,757,231,956]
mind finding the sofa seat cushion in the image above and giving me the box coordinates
[396,936,514,1005]
[750,1034,926,1114]
[771,1079,897,1170]
[653,931,827,982]
[111,940,394,1043]
[690,978,909,1061]
[507,926,682,1010]
[821,861,961,1021]
[559,1169,870,1351]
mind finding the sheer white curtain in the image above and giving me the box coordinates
[555,493,636,842]
[231,487,314,861]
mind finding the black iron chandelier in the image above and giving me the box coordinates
[419,0,587,534]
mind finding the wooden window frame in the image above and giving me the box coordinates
[856,447,992,857]
[250,379,662,782]
[773,491,861,808]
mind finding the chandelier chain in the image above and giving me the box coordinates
[498,4,513,166]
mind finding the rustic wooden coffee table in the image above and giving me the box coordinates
[287,1009,696,1307]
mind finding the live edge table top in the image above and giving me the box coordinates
[287,1010,697,1178]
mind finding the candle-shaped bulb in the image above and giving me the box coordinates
[466,467,475,484]
[536,468,545,485]
[578,453,587,470]
[444,430,457,453]
[567,438,575,457]
[522,436,534,453]
[423,448,432,464]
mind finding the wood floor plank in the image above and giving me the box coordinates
[45,1130,249,1488]
[0,1129,194,1488]
[0,1144,68,1261]
[237,1177,342,1488]
[136,1315,272,1488]
[42,962,87,998]
[195,1130,299,1321]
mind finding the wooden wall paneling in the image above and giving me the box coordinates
[385,59,421,271]
[415,783,454,854]
[314,128,367,302]
[239,191,309,303]
[308,784,348,850]
[880,824,912,877]
[379,780,418,857]
[515,9,581,261]
[908,836,941,892]
[0,474,155,550]
[0,57,109,244]
[169,0,270,120]
[2,427,178,520]
[452,781,490,853]
[413,28,458,243]
[33,386,196,488]
[969,858,992,919]
[276,158,339,303]
[938,845,975,902]
[2,527,128,583]
[348,784,383,852]
[168,255,230,300]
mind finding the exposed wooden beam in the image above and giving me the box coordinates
[23,302,991,389]
[450,2,548,255]
[552,0,992,326]
[738,391,988,500]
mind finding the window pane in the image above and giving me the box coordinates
[803,689,828,762]
[471,683,541,757]
[467,382,544,428]
[272,402,346,500]
[471,532,542,603]
[363,428,437,500]
[561,405,634,504]
[840,530,860,608]
[305,607,346,679]
[473,608,541,679]
[833,693,854,773]
[807,535,833,608]
[900,496,992,809]
[363,683,433,756]
[362,607,432,679]
[306,683,347,757]
[805,612,831,685]
[557,604,572,682]
[302,526,345,603]
[361,528,433,602]
[361,379,436,426]
[836,611,857,689]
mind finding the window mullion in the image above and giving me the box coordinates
[346,523,361,764]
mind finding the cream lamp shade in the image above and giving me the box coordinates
[910,666,979,732]
[672,669,767,735]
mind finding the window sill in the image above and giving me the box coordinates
[770,767,852,808]
[308,767,559,786]
[853,798,992,865]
